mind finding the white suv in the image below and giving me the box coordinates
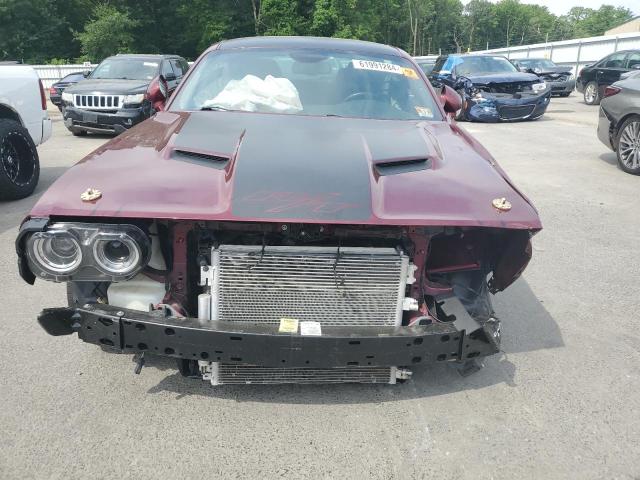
[0,65,52,200]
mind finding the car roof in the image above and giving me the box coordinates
[439,53,508,59]
[212,36,403,57]
[112,54,183,60]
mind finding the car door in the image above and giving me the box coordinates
[429,56,456,88]
[625,51,640,73]
[597,52,628,90]
[161,60,179,93]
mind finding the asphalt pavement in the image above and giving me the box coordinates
[0,96,638,479]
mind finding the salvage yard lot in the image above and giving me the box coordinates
[1,96,638,479]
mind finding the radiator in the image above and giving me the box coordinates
[210,245,410,327]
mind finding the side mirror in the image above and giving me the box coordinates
[440,85,462,115]
[147,75,169,112]
[82,70,91,78]
[158,75,168,99]
[164,72,177,81]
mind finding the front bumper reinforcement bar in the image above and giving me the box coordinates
[37,298,500,368]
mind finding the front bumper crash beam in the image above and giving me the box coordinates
[37,298,500,368]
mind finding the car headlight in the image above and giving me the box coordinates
[61,92,73,102]
[532,82,547,92]
[26,223,150,282]
[123,93,145,105]
[568,74,575,81]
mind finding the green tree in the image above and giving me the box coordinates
[75,4,139,62]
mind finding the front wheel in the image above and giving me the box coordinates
[584,81,600,105]
[0,119,40,201]
[616,115,640,175]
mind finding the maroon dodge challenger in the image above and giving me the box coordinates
[16,37,541,385]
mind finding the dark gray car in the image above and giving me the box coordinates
[513,58,575,97]
[61,54,189,136]
[597,75,640,174]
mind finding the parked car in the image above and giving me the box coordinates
[512,58,575,97]
[429,54,551,122]
[60,54,189,136]
[0,65,52,200]
[17,37,542,385]
[49,72,84,110]
[414,56,436,75]
[597,75,640,174]
[577,50,640,105]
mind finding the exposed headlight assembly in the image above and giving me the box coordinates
[123,93,145,106]
[26,223,150,282]
[532,82,547,92]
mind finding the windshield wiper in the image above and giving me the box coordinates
[200,105,231,111]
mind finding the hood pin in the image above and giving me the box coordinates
[492,197,512,212]
[80,188,102,202]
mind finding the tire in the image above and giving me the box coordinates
[583,81,600,105]
[71,128,87,137]
[616,115,640,175]
[0,119,40,201]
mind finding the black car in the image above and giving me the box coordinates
[429,54,550,122]
[576,50,640,105]
[49,72,84,110]
[512,58,575,97]
[61,54,189,136]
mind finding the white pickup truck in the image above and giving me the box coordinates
[0,65,52,200]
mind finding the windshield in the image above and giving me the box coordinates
[417,61,435,74]
[170,49,441,121]
[519,59,556,69]
[90,58,160,80]
[450,56,518,76]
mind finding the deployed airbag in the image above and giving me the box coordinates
[203,75,303,113]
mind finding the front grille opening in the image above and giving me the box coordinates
[212,364,395,385]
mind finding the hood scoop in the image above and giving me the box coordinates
[373,157,431,176]
[172,149,230,170]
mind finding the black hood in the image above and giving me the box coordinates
[462,72,540,85]
[65,78,149,95]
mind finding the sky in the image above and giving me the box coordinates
[462,0,638,16]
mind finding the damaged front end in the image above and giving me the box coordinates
[460,77,551,122]
[18,218,534,385]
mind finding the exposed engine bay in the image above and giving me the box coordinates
[20,219,532,385]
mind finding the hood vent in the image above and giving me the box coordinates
[172,149,229,169]
[373,157,431,176]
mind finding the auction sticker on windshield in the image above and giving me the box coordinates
[352,60,403,74]
[352,60,419,79]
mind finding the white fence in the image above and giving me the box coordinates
[33,64,95,88]
[473,31,640,75]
